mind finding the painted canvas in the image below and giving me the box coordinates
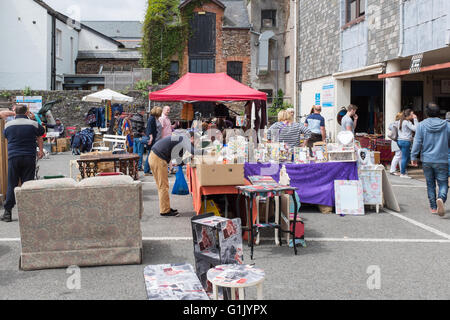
[334,180,365,215]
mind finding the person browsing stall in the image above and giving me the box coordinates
[341,104,358,133]
[396,108,419,179]
[267,110,311,148]
[149,131,201,217]
[2,105,45,222]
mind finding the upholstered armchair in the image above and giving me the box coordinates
[15,176,143,270]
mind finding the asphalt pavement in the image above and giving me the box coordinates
[1,152,450,300]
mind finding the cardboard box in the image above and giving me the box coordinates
[57,138,67,148]
[195,163,245,186]
[57,146,66,153]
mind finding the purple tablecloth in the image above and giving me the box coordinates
[244,162,359,207]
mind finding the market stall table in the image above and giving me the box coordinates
[244,162,359,207]
[77,153,140,180]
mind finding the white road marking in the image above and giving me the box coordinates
[1,236,449,243]
[383,208,450,240]
[391,184,426,188]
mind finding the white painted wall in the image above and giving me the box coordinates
[300,76,351,142]
[78,28,119,51]
[0,0,49,90]
[55,18,79,83]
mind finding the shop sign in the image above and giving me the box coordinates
[409,53,423,74]
[322,83,335,107]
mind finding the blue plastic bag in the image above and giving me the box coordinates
[172,166,190,195]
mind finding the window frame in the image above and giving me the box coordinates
[343,0,365,29]
[226,61,243,83]
[285,56,290,74]
[261,9,277,28]
[56,28,62,59]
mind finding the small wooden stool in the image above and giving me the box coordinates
[207,264,265,300]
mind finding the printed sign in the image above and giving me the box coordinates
[16,96,42,113]
[322,83,334,107]
[315,93,321,106]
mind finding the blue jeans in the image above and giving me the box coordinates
[423,162,449,210]
[133,136,149,169]
[397,140,411,175]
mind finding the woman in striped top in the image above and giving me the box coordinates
[267,110,311,148]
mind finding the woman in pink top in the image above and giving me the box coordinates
[159,106,176,138]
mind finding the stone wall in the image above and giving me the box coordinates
[367,0,400,65]
[298,0,341,81]
[0,87,246,128]
[0,88,180,129]
[76,59,141,74]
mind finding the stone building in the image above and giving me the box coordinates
[297,0,450,141]
[247,0,297,109]
[177,0,252,86]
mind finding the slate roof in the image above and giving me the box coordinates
[180,0,250,29]
[82,21,143,39]
[77,50,142,60]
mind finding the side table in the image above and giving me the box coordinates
[207,264,265,300]
[236,184,299,259]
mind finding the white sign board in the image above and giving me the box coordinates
[16,96,42,113]
[322,83,334,107]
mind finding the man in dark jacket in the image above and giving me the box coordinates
[411,103,450,216]
[2,105,45,222]
[149,131,199,216]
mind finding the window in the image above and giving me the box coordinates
[169,61,179,84]
[227,61,243,82]
[189,58,215,73]
[259,89,273,104]
[56,29,62,58]
[346,0,365,23]
[261,10,276,28]
[285,56,290,73]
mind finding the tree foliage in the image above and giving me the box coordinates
[141,0,204,84]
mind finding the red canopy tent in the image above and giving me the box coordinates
[149,72,267,102]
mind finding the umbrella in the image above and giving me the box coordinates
[82,89,134,104]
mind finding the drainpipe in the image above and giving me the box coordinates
[51,15,56,90]
[398,0,404,57]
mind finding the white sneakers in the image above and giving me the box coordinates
[436,198,446,217]
[400,174,412,179]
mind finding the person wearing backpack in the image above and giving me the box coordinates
[388,112,403,175]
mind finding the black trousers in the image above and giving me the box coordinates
[4,156,36,210]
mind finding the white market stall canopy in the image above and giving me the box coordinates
[82,89,134,104]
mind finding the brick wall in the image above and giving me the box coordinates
[298,0,341,81]
[76,59,140,74]
[179,2,251,86]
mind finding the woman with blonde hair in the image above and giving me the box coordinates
[396,108,418,178]
[389,112,403,176]
[267,109,311,148]
[144,106,163,175]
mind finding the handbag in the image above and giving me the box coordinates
[387,123,398,141]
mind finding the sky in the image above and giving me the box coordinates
[44,0,147,21]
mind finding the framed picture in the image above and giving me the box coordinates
[334,180,365,215]
[294,147,309,164]
[312,142,328,162]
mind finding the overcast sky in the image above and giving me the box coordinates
[44,0,147,21]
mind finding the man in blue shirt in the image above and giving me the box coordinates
[305,105,326,148]
[411,103,450,216]
[2,105,45,222]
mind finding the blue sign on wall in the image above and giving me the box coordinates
[315,93,321,105]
